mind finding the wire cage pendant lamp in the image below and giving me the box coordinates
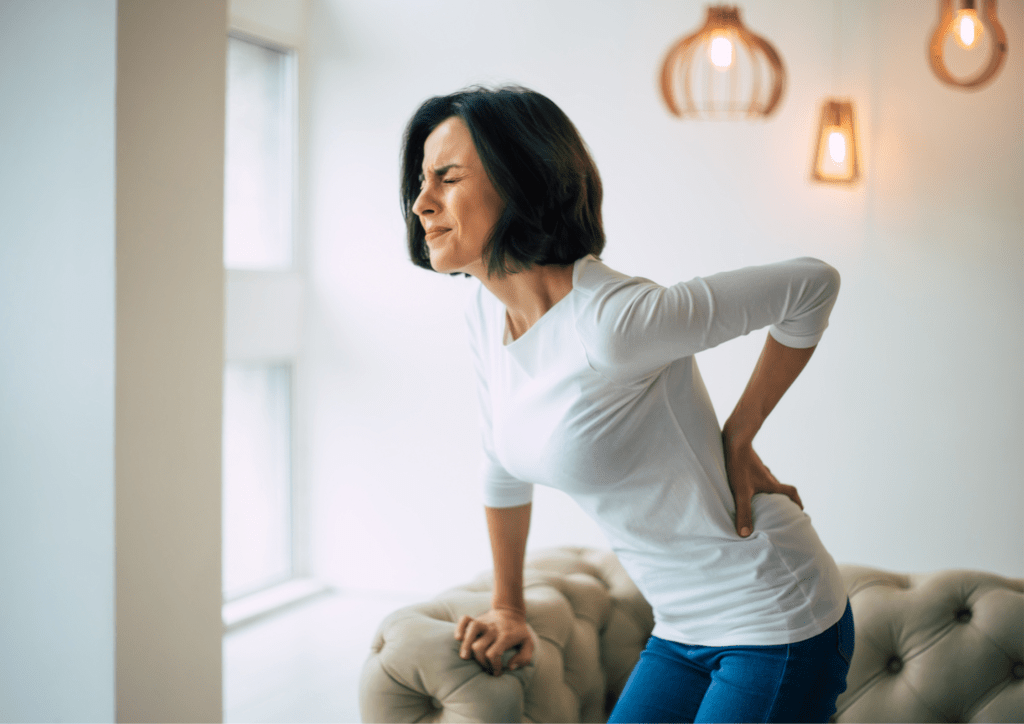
[929,0,1008,90]
[659,5,786,119]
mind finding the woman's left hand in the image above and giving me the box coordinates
[721,434,803,538]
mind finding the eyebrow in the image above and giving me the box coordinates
[421,163,465,177]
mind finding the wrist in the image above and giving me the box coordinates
[492,603,527,620]
[491,582,525,613]
[722,418,758,449]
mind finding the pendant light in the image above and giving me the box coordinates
[811,100,859,183]
[811,1,860,184]
[659,5,786,119]
[929,0,1008,90]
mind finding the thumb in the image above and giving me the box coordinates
[735,497,753,538]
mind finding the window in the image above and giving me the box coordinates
[224,35,294,269]
[222,33,316,622]
[222,363,293,599]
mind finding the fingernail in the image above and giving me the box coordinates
[740,527,751,537]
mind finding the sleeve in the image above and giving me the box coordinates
[577,257,841,382]
[465,289,534,508]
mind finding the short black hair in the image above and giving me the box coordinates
[401,85,605,277]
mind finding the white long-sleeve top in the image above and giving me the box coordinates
[465,254,847,646]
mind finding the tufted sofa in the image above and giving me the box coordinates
[359,547,1024,723]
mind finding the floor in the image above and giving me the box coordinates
[224,589,422,723]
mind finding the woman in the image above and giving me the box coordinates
[401,85,853,723]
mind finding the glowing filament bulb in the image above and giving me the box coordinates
[828,131,847,164]
[709,34,734,69]
[953,9,982,49]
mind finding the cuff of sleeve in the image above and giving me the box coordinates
[483,483,534,508]
[768,323,826,349]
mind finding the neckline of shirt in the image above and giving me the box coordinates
[501,254,594,347]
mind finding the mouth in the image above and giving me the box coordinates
[424,228,451,244]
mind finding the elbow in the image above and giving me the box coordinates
[820,261,841,302]
[822,260,841,292]
[801,257,841,299]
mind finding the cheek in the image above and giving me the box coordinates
[486,192,505,230]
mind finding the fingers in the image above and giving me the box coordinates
[483,638,506,675]
[454,615,534,676]
[454,614,472,641]
[459,619,507,674]
[468,626,495,667]
[483,630,533,676]
[507,632,534,671]
[780,483,803,510]
[457,618,493,662]
[735,493,753,538]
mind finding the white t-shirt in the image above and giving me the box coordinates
[465,254,848,646]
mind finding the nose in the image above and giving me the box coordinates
[412,182,436,218]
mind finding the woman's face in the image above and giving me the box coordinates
[412,116,505,278]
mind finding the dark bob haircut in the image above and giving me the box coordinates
[401,85,605,277]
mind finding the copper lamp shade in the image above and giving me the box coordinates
[660,5,786,119]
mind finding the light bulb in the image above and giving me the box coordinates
[952,9,983,49]
[708,34,734,69]
[828,131,847,164]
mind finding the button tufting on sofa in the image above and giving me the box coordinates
[360,551,1024,723]
[359,547,653,723]
[835,565,1024,723]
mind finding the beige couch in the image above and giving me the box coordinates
[360,547,1024,723]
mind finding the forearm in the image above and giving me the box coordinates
[485,503,531,613]
[723,334,816,447]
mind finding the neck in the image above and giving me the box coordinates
[476,262,576,341]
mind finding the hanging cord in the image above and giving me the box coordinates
[832,0,841,95]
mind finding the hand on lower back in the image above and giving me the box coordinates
[722,436,803,538]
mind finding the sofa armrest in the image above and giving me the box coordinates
[359,547,653,723]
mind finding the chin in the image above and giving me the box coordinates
[428,250,466,276]
[428,254,455,274]
[428,245,483,277]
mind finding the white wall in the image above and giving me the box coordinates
[822,0,1023,581]
[305,0,1022,597]
[0,1,117,720]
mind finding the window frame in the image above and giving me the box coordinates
[221,27,321,627]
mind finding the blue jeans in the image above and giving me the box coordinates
[608,601,854,723]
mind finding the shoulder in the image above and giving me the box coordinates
[574,255,662,303]
[570,256,676,380]
[573,255,667,326]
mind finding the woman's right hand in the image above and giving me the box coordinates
[454,608,535,676]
